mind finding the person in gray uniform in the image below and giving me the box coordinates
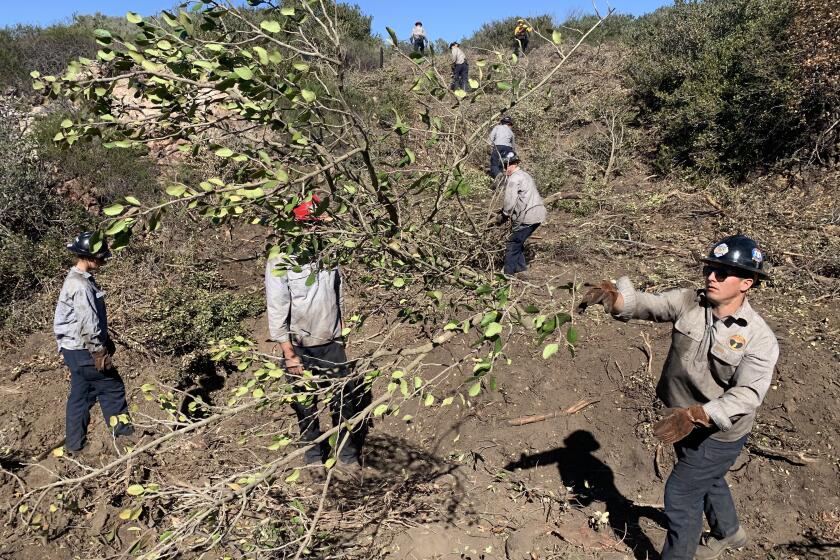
[265,197,369,469]
[54,232,133,454]
[495,151,546,275]
[488,115,516,178]
[578,234,778,560]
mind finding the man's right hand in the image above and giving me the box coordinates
[577,281,622,314]
[284,354,303,375]
[92,349,112,372]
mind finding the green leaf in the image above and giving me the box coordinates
[373,404,389,417]
[300,89,316,103]
[552,29,562,44]
[126,484,145,496]
[215,147,234,158]
[103,204,125,216]
[233,66,253,80]
[124,196,141,206]
[496,81,512,90]
[260,20,281,33]
[441,396,454,406]
[567,326,579,345]
[166,184,186,197]
[424,393,435,407]
[105,219,129,236]
[484,322,502,338]
[468,381,481,397]
[468,78,479,89]
[60,119,73,129]
[392,277,405,288]
[453,89,467,99]
[386,27,399,47]
[253,388,265,399]
[284,469,300,483]
[542,343,559,359]
[253,45,269,65]
[126,12,143,24]
[280,6,295,16]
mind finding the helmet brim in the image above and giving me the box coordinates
[700,256,769,279]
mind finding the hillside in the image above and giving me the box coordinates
[0,3,838,560]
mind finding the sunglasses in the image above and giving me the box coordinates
[703,265,744,281]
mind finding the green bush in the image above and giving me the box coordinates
[628,0,800,176]
[0,106,92,326]
[32,111,160,203]
[137,269,263,356]
[559,13,636,44]
[463,14,556,52]
[0,24,96,91]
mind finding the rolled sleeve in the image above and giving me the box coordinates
[703,335,778,432]
[614,276,689,323]
[265,261,292,343]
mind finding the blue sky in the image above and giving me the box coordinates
[0,1,673,41]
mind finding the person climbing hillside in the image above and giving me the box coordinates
[494,151,546,275]
[514,18,533,55]
[265,196,370,475]
[578,234,778,560]
[54,232,133,455]
[449,41,469,92]
[488,115,516,178]
[410,21,427,55]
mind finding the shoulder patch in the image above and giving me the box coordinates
[729,334,746,350]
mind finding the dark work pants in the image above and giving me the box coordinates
[451,62,469,91]
[61,348,131,452]
[490,145,514,177]
[291,342,370,462]
[412,37,425,55]
[504,223,540,275]
[515,35,529,55]
[661,433,748,560]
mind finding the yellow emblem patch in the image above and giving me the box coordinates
[729,334,746,350]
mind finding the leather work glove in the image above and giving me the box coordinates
[652,405,712,444]
[577,281,621,314]
[92,349,113,372]
[493,210,508,226]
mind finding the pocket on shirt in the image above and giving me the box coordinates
[710,343,743,384]
[672,317,702,359]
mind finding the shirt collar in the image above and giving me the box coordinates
[71,265,92,279]
[699,290,753,326]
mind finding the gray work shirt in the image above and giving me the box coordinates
[265,258,344,347]
[503,168,546,228]
[488,124,515,148]
[615,277,779,441]
[53,266,108,353]
[451,46,466,65]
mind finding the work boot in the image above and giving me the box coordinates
[303,444,323,466]
[695,527,748,560]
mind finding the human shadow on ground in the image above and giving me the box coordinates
[504,429,666,560]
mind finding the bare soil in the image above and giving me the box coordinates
[1,165,838,560]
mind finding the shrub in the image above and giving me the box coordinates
[32,111,160,204]
[628,0,800,177]
[559,13,636,44]
[135,268,263,356]
[0,102,92,327]
[0,24,96,92]
[464,14,556,52]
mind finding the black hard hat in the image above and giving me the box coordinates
[67,231,111,260]
[500,115,513,125]
[449,41,458,48]
[501,151,520,167]
[415,21,422,25]
[700,234,768,278]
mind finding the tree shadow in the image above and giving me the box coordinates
[504,429,665,560]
